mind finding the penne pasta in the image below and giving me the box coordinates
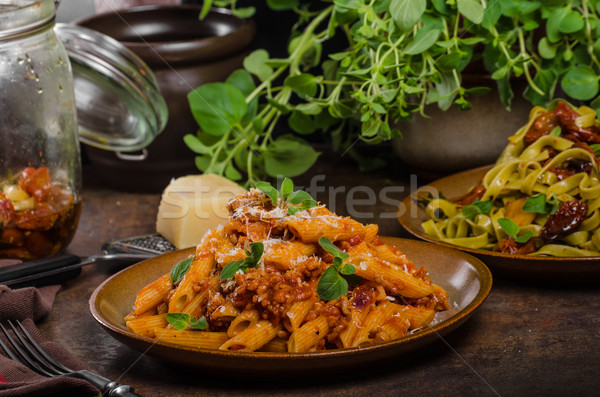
[126,186,449,352]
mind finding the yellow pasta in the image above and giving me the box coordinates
[127,187,449,352]
[421,100,600,257]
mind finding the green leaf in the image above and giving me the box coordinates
[225,163,242,181]
[289,111,317,134]
[170,257,193,284]
[546,7,570,42]
[559,10,585,34]
[340,263,356,275]
[498,217,520,238]
[318,237,350,259]
[514,231,533,244]
[287,190,313,205]
[248,242,264,264]
[264,135,320,177]
[590,143,600,158]
[523,194,549,214]
[288,199,319,215]
[461,200,493,221]
[436,53,462,72]
[295,102,322,115]
[243,50,273,82]
[405,28,441,55]
[226,69,256,96]
[189,316,208,330]
[284,73,318,97]
[481,0,502,29]
[538,38,557,59]
[166,313,192,330]
[232,7,255,19]
[561,66,600,101]
[317,265,348,300]
[549,126,562,137]
[457,0,484,25]
[256,181,280,205]
[389,0,426,31]
[220,260,244,280]
[280,178,294,198]
[183,134,212,155]
[188,83,247,136]
[266,0,299,10]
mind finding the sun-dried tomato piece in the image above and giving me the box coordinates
[540,200,588,242]
[452,185,486,206]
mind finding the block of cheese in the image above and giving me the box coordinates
[156,174,246,249]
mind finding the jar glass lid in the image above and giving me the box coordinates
[54,23,168,152]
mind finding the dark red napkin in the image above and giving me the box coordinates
[0,285,100,396]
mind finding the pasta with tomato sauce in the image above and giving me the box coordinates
[125,188,449,352]
[421,100,600,257]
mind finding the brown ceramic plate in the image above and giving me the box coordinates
[89,237,491,378]
[398,165,600,283]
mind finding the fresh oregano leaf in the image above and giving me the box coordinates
[390,0,425,31]
[256,181,280,205]
[170,257,194,284]
[317,265,349,300]
[523,194,549,214]
[498,217,533,243]
[318,237,350,260]
[461,200,493,221]
[288,198,319,215]
[187,83,247,136]
[340,263,356,275]
[220,260,244,280]
[189,316,208,330]
[561,66,599,101]
[498,217,520,237]
[166,313,192,330]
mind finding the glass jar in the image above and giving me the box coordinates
[0,0,81,259]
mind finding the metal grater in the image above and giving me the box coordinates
[101,234,177,256]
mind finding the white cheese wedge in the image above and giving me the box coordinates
[156,174,246,249]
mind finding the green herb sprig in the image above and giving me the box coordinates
[497,217,534,243]
[316,237,359,301]
[256,177,319,215]
[523,193,560,214]
[185,0,600,185]
[461,200,493,221]
[170,257,194,285]
[166,313,208,330]
[220,241,265,280]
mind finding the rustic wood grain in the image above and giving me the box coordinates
[38,153,600,396]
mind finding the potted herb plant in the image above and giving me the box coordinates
[184,0,600,185]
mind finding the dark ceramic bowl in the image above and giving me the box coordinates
[77,6,256,192]
[89,237,492,378]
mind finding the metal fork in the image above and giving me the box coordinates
[0,320,141,397]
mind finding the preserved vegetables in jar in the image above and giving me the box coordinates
[0,167,81,259]
[0,0,81,259]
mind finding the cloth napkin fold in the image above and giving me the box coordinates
[0,285,100,397]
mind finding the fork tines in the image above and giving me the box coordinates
[0,319,141,396]
[0,320,70,377]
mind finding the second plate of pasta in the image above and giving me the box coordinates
[398,166,600,283]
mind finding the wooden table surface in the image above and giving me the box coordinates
[39,154,600,397]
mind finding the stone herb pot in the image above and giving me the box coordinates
[392,79,532,180]
[77,5,256,192]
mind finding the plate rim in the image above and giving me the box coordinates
[398,165,600,264]
[89,237,492,362]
